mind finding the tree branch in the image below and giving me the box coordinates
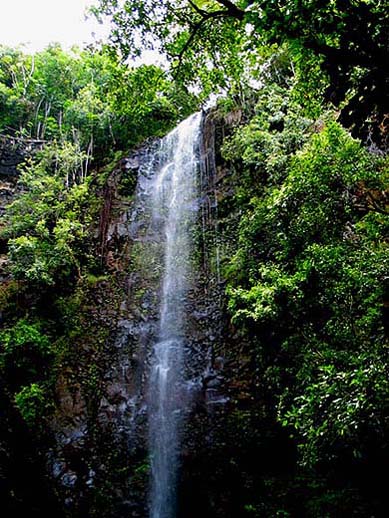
[214,0,245,20]
[172,9,233,77]
[188,0,208,16]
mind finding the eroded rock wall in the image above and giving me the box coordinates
[37,109,277,518]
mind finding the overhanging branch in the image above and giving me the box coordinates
[172,9,234,76]
[214,0,245,19]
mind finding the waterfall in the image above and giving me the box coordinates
[147,113,202,518]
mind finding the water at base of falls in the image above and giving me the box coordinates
[147,113,202,518]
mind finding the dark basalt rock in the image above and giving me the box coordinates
[41,111,239,516]
[1,111,270,518]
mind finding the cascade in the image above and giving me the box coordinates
[145,113,202,518]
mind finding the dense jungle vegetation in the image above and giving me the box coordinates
[0,1,388,516]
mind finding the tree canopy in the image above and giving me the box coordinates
[0,44,198,153]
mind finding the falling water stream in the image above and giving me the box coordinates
[148,113,202,518]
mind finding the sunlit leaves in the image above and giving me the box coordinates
[0,44,198,151]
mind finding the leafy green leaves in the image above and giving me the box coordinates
[0,45,198,152]
[93,0,388,143]
[14,382,50,427]
[280,353,389,467]
[224,110,388,467]
[0,315,53,427]
[0,319,53,394]
[3,142,92,286]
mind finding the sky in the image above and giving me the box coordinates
[0,0,109,52]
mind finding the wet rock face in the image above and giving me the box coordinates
[0,136,28,178]
[47,111,251,517]
[46,145,160,517]
[0,119,253,517]
[0,136,43,201]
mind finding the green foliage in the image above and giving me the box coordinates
[0,319,52,390]
[222,82,313,201]
[92,0,272,100]
[94,0,388,143]
[0,44,198,152]
[14,382,49,426]
[225,118,389,467]
[3,142,92,285]
[1,319,51,358]
[289,45,329,119]
[281,354,389,467]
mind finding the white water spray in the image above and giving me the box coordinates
[148,113,202,518]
